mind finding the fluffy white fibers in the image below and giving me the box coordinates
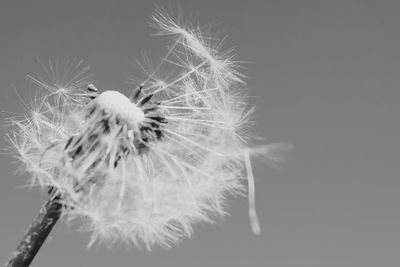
[7,11,288,250]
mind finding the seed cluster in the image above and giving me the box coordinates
[63,86,167,193]
[7,11,278,249]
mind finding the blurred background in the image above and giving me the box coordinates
[1,0,400,266]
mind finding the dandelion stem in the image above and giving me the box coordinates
[6,194,62,267]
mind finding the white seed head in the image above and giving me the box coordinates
[7,10,289,250]
[96,90,145,125]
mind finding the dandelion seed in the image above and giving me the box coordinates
[6,11,289,263]
[26,59,94,106]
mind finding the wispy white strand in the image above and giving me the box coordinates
[244,150,261,235]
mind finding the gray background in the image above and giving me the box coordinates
[1,0,400,266]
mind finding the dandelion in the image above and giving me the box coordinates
[5,10,289,266]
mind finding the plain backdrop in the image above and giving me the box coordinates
[1,0,400,266]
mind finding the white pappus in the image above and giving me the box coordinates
[6,11,289,250]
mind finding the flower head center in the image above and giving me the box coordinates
[96,90,145,126]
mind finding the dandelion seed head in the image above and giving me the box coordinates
[6,11,289,250]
